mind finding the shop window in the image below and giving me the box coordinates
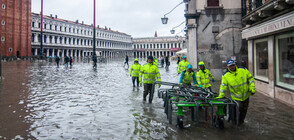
[254,38,268,81]
[276,32,294,90]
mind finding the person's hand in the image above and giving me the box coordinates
[212,79,215,82]
[130,75,132,77]
[178,72,180,75]
[159,84,161,88]
[250,89,255,95]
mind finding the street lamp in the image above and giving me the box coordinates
[170,20,185,34]
[161,1,184,24]
[40,0,44,59]
[93,0,97,68]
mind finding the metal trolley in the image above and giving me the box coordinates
[152,81,240,129]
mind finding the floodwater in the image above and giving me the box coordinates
[0,59,294,139]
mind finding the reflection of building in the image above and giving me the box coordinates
[31,13,133,58]
[0,0,31,59]
[184,0,245,79]
[242,0,294,107]
[132,36,185,58]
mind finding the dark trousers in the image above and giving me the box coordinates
[230,98,249,125]
[132,77,139,86]
[143,84,153,102]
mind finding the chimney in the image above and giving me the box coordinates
[109,28,111,30]
[97,25,99,28]
[105,26,107,30]
[50,14,53,18]
[82,21,84,24]
[76,20,79,23]
[55,15,58,18]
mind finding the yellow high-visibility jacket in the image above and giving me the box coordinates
[218,67,255,101]
[196,62,214,88]
[178,60,189,74]
[153,58,158,67]
[130,63,141,77]
[139,63,161,84]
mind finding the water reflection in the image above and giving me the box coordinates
[0,59,293,139]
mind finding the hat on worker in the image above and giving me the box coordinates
[187,64,193,69]
[182,56,187,59]
[147,56,153,60]
[134,58,139,62]
[227,59,236,66]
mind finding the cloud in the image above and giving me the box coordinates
[31,0,185,37]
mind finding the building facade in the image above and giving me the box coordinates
[0,0,31,59]
[132,36,185,58]
[242,0,294,107]
[31,13,133,58]
[184,0,245,79]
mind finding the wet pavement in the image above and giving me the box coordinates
[0,59,294,139]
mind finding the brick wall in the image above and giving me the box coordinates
[0,0,31,58]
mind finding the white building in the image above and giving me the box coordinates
[31,13,133,58]
[132,36,185,58]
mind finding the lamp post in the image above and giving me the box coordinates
[93,0,97,68]
[40,0,43,59]
[161,1,184,24]
[170,21,185,34]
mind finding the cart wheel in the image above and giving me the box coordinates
[168,100,172,124]
[177,116,184,129]
[214,116,224,129]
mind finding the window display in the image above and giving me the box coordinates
[254,39,268,81]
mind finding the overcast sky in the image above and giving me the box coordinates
[31,0,186,38]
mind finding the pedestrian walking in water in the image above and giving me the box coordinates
[70,57,73,67]
[196,61,215,91]
[140,56,161,103]
[130,59,141,87]
[216,59,255,125]
[124,55,129,68]
[93,55,97,69]
[177,56,180,64]
[55,56,60,67]
[165,55,170,68]
[64,56,69,68]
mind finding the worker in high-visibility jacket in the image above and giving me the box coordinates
[196,61,215,91]
[153,57,158,67]
[216,59,255,125]
[130,59,141,87]
[179,64,199,87]
[178,56,190,74]
[140,56,161,103]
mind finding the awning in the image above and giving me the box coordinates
[175,48,187,55]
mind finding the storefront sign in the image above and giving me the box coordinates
[242,11,294,39]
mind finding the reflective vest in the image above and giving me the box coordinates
[196,68,214,88]
[218,67,255,101]
[140,63,161,84]
[178,60,189,74]
[179,70,197,85]
[153,58,158,67]
[130,63,141,77]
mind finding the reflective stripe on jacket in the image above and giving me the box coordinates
[153,58,158,67]
[130,63,141,77]
[196,68,214,88]
[218,67,255,101]
[178,60,189,73]
[179,70,197,85]
[139,63,161,84]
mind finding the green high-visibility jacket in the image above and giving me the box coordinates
[130,63,141,77]
[139,63,161,84]
[178,60,189,74]
[218,67,255,101]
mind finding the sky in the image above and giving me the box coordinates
[31,0,186,38]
